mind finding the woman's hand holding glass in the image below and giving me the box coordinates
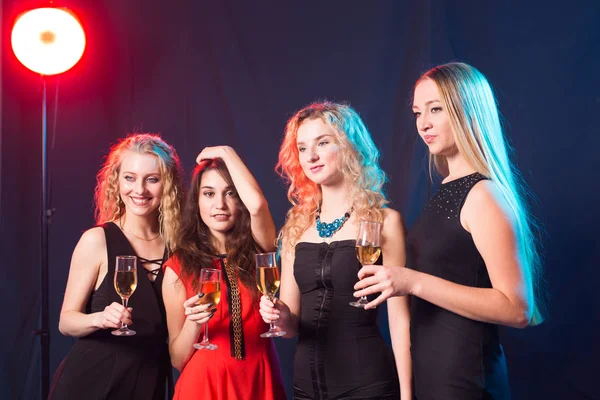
[258,295,289,329]
[350,221,382,308]
[192,268,221,350]
[353,264,416,309]
[95,302,133,330]
[184,295,216,326]
[256,252,286,338]
[112,255,138,336]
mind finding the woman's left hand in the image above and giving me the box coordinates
[353,265,416,310]
[183,295,216,325]
[196,146,233,164]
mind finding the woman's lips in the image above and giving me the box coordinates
[423,135,436,144]
[212,214,230,221]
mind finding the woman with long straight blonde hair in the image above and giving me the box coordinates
[260,101,412,400]
[354,62,545,399]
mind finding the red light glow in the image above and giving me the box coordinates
[11,8,86,76]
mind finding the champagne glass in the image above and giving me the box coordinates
[349,221,382,308]
[256,252,286,338]
[193,268,221,350]
[112,255,138,336]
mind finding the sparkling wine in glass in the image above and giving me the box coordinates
[193,268,221,350]
[112,255,138,336]
[256,252,286,338]
[349,221,382,308]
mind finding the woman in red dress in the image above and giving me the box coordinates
[162,146,286,400]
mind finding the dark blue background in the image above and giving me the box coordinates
[2,1,598,399]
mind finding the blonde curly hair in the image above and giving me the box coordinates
[276,101,388,253]
[94,133,184,251]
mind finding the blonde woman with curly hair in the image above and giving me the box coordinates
[259,102,412,400]
[50,133,184,400]
[355,62,546,399]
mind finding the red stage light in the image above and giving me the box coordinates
[11,7,86,76]
[10,7,87,399]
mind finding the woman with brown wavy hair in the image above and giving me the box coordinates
[162,146,285,400]
[50,133,184,400]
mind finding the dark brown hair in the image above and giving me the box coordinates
[174,158,260,293]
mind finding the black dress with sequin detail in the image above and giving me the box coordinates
[49,222,171,400]
[406,173,510,400]
[293,240,399,400]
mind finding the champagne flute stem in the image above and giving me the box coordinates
[121,297,129,329]
[202,321,209,344]
[269,295,277,331]
[359,263,368,303]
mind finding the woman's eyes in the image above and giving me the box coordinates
[123,175,159,182]
[203,191,235,197]
[298,141,328,152]
[413,107,442,117]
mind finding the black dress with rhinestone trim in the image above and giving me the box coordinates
[48,222,171,400]
[406,173,510,400]
[292,239,399,400]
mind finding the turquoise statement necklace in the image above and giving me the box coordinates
[316,206,353,238]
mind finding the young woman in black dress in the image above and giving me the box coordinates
[259,101,412,400]
[50,134,183,400]
[354,62,545,400]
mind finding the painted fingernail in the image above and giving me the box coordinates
[198,293,204,298]
[209,312,215,318]
[210,308,217,313]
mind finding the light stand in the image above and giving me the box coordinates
[11,8,85,399]
[40,75,50,398]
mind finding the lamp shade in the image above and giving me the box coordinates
[11,7,86,76]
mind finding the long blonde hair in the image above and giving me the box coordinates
[417,62,545,325]
[94,133,184,251]
[276,101,388,252]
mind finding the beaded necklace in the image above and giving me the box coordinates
[316,206,353,238]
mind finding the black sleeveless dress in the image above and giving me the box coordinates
[293,239,399,400]
[406,173,510,400]
[49,222,171,400]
